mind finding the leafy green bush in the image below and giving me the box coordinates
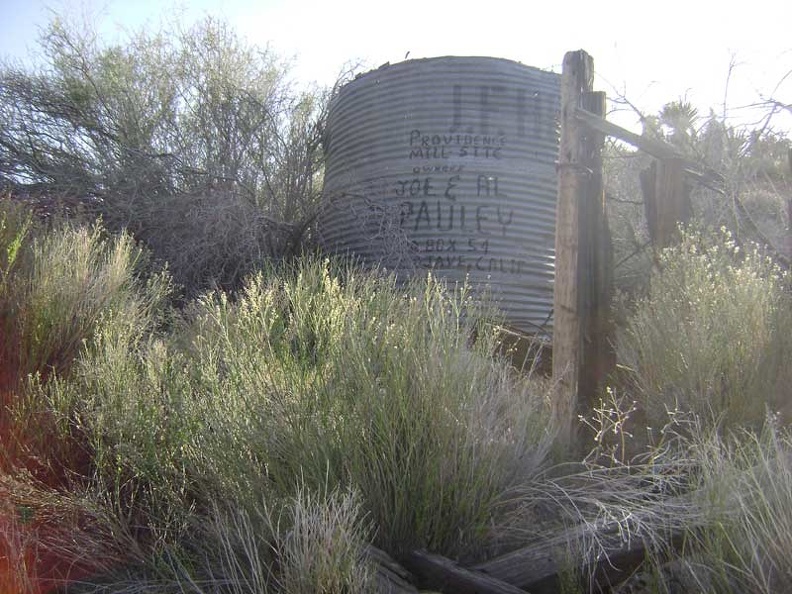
[618,227,792,431]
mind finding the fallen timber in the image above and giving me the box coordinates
[371,514,689,594]
[365,545,420,594]
[403,550,528,594]
[473,519,686,594]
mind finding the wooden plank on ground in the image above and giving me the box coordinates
[403,549,529,594]
[365,545,420,594]
[473,523,590,593]
[473,520,686,594]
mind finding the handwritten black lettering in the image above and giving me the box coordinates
[399,201,413,227]
[395,177,437,197]
[444,175,459,200]
[415,200,431,230]
[436,202,453,231]
[410,128,505,148]
[399,201,490,234]
[447,84,541,139]
[409,146,450,159]
[475,205,490,234]
[423,239,458,253]
[467,238,489,255]
[412,165,465,175]
[497,207,514,236]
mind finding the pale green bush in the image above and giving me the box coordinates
[1,199,171,390]
[179,259,552,557]
[31,253,551,590]
[618,227,792,430]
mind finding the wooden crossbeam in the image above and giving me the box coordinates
[574,107,725,187]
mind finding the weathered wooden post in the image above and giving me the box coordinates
[578,90,613,415]
[641,158,691,248]
[656,158,690,247]
[553,50,595,443]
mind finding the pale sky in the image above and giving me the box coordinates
[1,0,790,135]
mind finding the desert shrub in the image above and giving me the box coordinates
[119,191,299,299]
[0,199,171,473]
[676,420,792,593]
[49,257,551,561]
[0,475,135,593]
[176,259,552,557]
[0,200,35,393]
[273,487,373,594]
[0,202,172,592]
[2,222,170,388]
[617,418,792,594]
[2,192,552,591]
[0,16,328,296]
[604,104,790,305]
[618,226,791,431]
[529,409,792,594]
[16,254,550,590]
[62,489,374,594]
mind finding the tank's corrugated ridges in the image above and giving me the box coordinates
[319,56,560,336]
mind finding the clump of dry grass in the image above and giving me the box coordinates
[274,487,373,594]
[0,198,172,393]
[2,215,553,591]
[173,260,554,558]
[661,419,792,593]
[0,475,135,593]
[1,199,173,592]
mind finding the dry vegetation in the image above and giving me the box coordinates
[2,13,792,594]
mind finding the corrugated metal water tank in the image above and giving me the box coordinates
[319,56,560,336]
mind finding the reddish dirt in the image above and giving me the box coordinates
[0,512,99,594]
[1,381,104,593]
[1,203,112,592]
